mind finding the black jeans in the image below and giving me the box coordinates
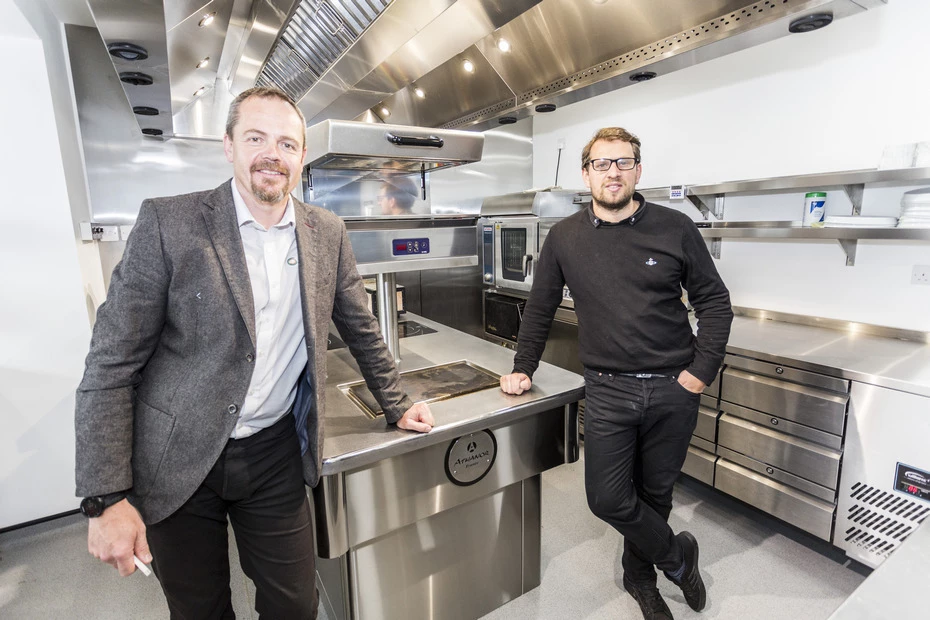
[583,370,700,585]
[147,415,318,619]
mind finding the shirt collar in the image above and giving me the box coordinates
[586,192,647,227]
[231,178,295,231]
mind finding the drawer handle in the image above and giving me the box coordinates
[766,466,775,475]
[770,417,779,426]
[776,367,784,374]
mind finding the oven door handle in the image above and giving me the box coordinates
[522,254,533,277]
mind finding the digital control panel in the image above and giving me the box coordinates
[392,238,430,256]
[895,462,930,502]
[481,225,494,284]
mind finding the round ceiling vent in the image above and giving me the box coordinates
[535,103,556,113]
[120,72,153,86]
[630,71,657,82]
[133,106,159,116]
[107,42,148,61]
[498,116,517,125]
[141,128,164,136]
[788,13,833,33]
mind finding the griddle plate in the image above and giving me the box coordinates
[342,360,501,418]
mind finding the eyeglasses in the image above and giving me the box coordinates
[585,157,639,172]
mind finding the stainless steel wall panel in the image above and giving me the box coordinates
[715,459,835,541]
[721,401,843,450]
[694,405,719,442]
[718,414,842,490]
[342,408,566,549]
[715,446,836,503]
[725,354,850,393]
[682,446,716,486]
[722,367,848,435]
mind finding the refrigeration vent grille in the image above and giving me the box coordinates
[579,399,586,438]
[842,482,930,558]
[516,0,791,105]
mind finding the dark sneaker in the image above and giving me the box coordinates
[623,575,674,620]
[664,531,706,612]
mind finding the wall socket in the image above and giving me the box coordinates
[912,265,930,285]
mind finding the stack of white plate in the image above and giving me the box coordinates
[823,215,898,228]
[899,188,930,228]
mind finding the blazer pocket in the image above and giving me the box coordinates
[132,399,176,496]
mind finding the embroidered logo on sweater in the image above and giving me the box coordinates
[645,258,657,266]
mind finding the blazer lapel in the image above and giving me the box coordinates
[201,181,257,346]
[294,201,319,352]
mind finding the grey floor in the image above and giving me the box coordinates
[0,451,867,619]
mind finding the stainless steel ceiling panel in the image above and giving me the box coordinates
[165,0,215,32]
[352,0,543,94]
[372,45,515,128]
[166,0,234,115]
[230,0,302,94]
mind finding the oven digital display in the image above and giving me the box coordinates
[392,238,430,256]
[894,462,930,503]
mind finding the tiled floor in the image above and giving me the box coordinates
[0,452,867,619]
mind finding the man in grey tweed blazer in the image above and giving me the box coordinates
[75,86,433,619]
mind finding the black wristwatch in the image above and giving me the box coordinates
[80,492,128,518]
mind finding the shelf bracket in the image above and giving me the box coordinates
[687,194,711,220]
[838,239,858,266]
[843,183,864,216]
[710,238,722,259]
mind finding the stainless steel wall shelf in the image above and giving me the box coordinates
[639,167,930,265]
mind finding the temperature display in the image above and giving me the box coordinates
[894,462,930,503]
[392,237,430,256]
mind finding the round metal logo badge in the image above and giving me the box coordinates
[445,430,497,486]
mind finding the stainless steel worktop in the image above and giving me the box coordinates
[828,517,930,619]
[319,313,585,476]
[723,315,930,399]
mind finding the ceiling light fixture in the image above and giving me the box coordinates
[107,42,148,61]
[196,56,210,69]
[193,86,207,97]
[497,38,511,53]
[463,59,475,73]
[414,87,425,98]
[788,13,833,33]
[381,107,390,117]
[198,12,216,28]
[630,71,657,82]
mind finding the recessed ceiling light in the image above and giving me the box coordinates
[463,59,475,73]
[198,12,216,27]
[381,107,390,117]
[196,56,210,69]
[193,86,207,97]
[497,38,511,53]
[414,87,425,98]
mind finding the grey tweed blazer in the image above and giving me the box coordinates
[75,181,412,524]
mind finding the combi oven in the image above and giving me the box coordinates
[479,216,538,293]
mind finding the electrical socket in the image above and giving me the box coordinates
[912,265,930,285]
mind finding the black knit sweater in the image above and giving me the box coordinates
[512,194,733,385]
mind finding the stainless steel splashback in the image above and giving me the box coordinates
[305,120,485,172]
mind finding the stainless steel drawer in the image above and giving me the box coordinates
[714,458,835,541]
[725,355,850,393]
[704,372,722,399]
[720,401,842,450]
[718,414,841,489]
[722,368,848,435]
[689,435,715,453]
[715,446,835,503]
[694,405,719,442]
[681,446,716,485]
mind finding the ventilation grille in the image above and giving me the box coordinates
[578,399,586,437]
[256,0,390,101]
[441,99,517,130]
[842,482,930,559]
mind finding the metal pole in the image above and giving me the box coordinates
[376,272,400,363]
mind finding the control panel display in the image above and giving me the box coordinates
[392,238,430,256]
[895,462,930,503]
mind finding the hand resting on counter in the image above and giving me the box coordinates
[500,373,532,395]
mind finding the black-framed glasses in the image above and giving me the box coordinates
[585,157,639,172]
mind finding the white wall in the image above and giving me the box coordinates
[533,0,930,331]
[0,0,91,528]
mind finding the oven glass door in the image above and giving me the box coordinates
[494,218,538,292]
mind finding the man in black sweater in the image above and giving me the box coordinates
[500,127,732,620]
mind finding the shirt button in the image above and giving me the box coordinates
[246,353,254,362]
[227,404,238,415]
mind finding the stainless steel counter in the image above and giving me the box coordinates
[724,315,930,398]
[319,313,585,475]
[828,517,930,619]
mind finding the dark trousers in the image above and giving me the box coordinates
[583,370,700,585]
[147,415,318,619]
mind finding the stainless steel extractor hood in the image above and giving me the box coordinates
[305,120,484,172]
[83,0,887,138]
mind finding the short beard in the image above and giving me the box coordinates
[252,183,288,205]
[593,184,635,212]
